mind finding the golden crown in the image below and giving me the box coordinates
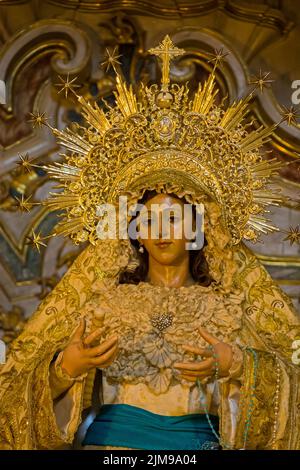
[23,35,291,247]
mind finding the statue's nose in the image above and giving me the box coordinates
[159,213,171,239]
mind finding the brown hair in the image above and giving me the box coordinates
[119,190,213,286]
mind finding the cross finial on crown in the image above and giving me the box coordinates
[148,35,185,91]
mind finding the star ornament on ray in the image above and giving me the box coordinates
[55,73,81,99]
[14,194,35,212]
[249,69,274,93]
[208,48,229,68]
[28,111,48,129]
[16,153,34,173]
[100,47,122,73]
[25,229,48,252]
[282,225,300,246]
[279,105,300,126]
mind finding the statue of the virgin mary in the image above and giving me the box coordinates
[0,36,299,451]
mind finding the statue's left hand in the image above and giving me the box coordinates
[174,327,233,382]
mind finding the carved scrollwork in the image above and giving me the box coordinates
[0,19,92,110]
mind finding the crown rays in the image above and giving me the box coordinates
[21,35,296,247]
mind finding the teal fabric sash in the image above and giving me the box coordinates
[82,404,219,450]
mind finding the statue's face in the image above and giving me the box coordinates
[138,193,194,266]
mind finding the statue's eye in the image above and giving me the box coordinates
[168,215,180,223]
[140,218,149,226]
[140,214,155,226]
[163,212,180,224]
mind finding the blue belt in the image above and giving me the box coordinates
[82,404,219,450]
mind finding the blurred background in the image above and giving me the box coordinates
[0,0,299,346]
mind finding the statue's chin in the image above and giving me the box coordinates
[150,250,184,266]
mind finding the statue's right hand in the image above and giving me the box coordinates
[60,318,118,378]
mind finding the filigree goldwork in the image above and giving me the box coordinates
[24,36,289,246]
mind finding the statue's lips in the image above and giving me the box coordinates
[155,241,172,248]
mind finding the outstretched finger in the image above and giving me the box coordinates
[87,336,118,358]
[174,357,213,372]
[83,327,103,347]
[93,348,119,369]
[71,318,86,342]
[198,327,219,346]
[182,345,213,357]
[177,368,212,377]
[91,344,119,366]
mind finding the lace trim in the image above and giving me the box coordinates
[49,351,88,400]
